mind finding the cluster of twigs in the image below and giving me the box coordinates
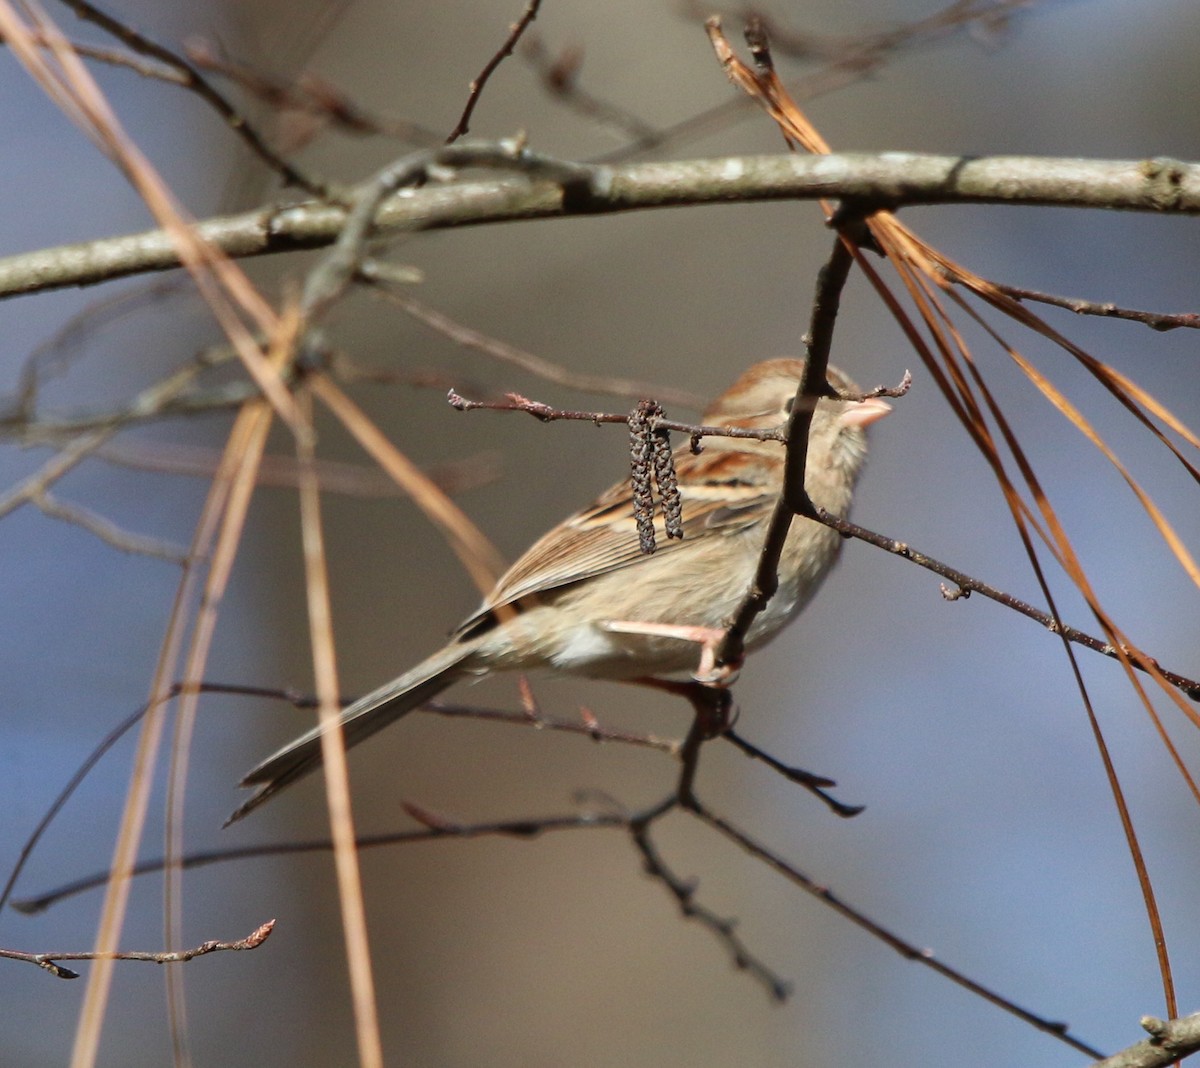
[2,3,1199,1068]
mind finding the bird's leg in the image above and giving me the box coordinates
[600,620,744,685]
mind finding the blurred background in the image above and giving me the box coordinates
[2,0,1200,1064]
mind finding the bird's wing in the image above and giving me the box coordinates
[453,447,776,638]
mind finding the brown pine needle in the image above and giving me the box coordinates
[706,16,1194,1018]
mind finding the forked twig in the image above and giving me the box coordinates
[52,0,323,192]
[630,811,791,1000]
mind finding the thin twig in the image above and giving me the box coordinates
[520,34,662,148]
[10,383,264,442]
[93,439,502,499]
[722,729,864,817]
[446,388,788,441]
[4,336,241,444]
[816,509,1200,701]
[0,698,148,916]
[366,287,705,406]
[0,921,275,980]
[995,281,1200,331]
[694,0,1029,64]
[445,0,543,143]
[0,428,114,520]
[10,277,185,421]
[0,681,680,917]
[51,0,324,193]
[30,488,187,562]
[424,699,681,751]
[630,807,792,1000]
[183,40,441,146]
[9,27,185,83]
[689,800,1106,1060]
[11,811,632,914]
[300,138,605,326]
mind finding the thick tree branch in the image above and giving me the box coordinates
[3,150,1199,300]
[1091,1013,1200,1068]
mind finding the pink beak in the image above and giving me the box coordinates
[838,396,893,429]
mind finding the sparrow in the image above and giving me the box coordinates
[227,359,891,823]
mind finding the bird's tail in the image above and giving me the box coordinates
[225,642,473,825]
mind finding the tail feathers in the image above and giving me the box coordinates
[225,643,472,825]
